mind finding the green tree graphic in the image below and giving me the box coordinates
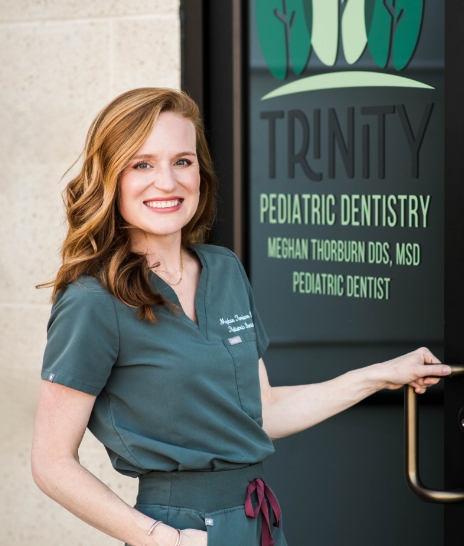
[341,0,368,65]
[365,0,424,70]
[256,0,424,79]
[255,0,312,80]
[311,0,339,66]
[312,0,368,66]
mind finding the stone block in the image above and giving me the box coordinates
[0,163,70,304]
[0,21,111,167]
[112,16,180,98]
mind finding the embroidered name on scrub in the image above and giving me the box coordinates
[220,312,255,333]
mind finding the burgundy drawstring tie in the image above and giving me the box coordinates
[244,478,281,546]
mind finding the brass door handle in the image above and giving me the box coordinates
[405,365,464,502]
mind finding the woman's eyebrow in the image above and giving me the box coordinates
[131,151,197,160]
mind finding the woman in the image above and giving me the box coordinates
[32,88,450,546]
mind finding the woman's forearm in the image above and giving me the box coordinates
[261,348,451,440]
[32,455,178,546]
[32,382,186,546]
[262,364,383,440]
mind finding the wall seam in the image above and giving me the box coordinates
[0,13,177,28]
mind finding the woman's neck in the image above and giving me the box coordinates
[130,231,184,272]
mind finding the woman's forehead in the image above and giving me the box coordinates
[136,112,196,155]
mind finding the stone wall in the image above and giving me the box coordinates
[0,2,180,543]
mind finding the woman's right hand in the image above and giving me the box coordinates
[153,525,207,546]
[179,529,208,545]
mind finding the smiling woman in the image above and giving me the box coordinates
[31,88,451,546]
[40,88,216,323]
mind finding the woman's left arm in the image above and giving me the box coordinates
[259,347,451,440]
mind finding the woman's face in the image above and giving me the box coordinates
[119,111,200,243]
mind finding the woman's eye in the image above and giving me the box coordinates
[175,159,192,167]
[134,161,150,170]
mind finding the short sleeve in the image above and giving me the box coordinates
[41,277,119,395]
[234,257,269,359]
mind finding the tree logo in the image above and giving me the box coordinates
[256,0,432,99]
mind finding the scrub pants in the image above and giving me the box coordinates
[132,463,288,546]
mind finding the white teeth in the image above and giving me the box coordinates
[145,199,181,209]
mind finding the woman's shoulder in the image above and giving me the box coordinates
[54,275,113,308]
[192,243,240,263]
[193,243,250,284]
[49,275,118,333]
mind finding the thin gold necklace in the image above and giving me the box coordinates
[154,250,184,287]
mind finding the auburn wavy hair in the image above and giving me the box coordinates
[39,88,217,322]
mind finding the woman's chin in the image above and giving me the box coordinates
[139,226,185,239]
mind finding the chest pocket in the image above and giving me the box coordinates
[223,333,261,419]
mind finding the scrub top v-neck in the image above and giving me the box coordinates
[152,245,208,335]
[41,244,275,477]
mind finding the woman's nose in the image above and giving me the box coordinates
[152,164,177,192]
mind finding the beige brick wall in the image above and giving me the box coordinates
[0,2,180,543]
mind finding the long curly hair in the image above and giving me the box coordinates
[40,88,217,322]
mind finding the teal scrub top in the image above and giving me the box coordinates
[41,244,275,477]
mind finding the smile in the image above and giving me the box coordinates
[144,199,183,209]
